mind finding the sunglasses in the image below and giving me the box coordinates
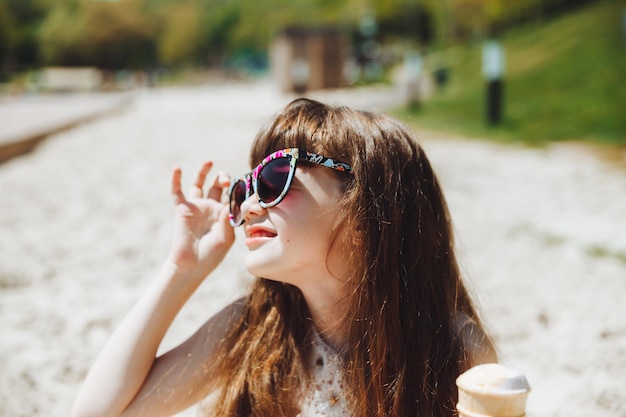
[228,148,353,227]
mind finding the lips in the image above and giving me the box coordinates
[249,229,277,238]
[245,225,277,240]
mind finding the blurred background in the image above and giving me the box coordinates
[0,0,624,145]
[1,1,625,417]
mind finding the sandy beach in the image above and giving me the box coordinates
[0,81,624,417]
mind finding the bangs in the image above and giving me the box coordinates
[249,99,350,169]
[249,122,318,168]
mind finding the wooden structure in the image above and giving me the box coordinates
[271,27,345,93]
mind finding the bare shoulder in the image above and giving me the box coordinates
[455,312,498,366]
[123,298,247,416]
[186,297,247,352]
[165,297,247,365]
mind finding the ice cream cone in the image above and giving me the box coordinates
[456,363,530,417]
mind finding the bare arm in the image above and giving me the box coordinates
[122,298,245,416]
[71,162,236,417]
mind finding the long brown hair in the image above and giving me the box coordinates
[208,98,493,416]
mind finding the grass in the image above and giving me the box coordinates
[398,0,626,146]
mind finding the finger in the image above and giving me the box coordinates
[207,171,230,201]
[171,166,185,205]
[218,204,236,242]
[189,161,213,199]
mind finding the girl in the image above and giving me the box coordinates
[71,98,496,417]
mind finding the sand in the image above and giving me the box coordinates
[0,81,624,417]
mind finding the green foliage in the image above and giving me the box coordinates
[197,0,243,63]
[0,0,47,75]
[0,2,17,66]
[82,0,157,68]
[400,0,626,145]
[158,2,202,65]
[1,0,609,76]
[38,0,156,69]
[38,2,88,66]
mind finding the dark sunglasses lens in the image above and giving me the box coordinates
[257,157,291,204]
[229,180,247,224]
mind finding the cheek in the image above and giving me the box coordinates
[273,191,340,247]
[271,195,311,226]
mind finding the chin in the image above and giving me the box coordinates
[245,258,300,290]
[245,252,279,279]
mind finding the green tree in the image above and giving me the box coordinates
[82,0,157,69]
[0,1,18,74]
[0,0,47,76]
[158,1,202,65]
[38,1,89,66]
[38,0,157,69]
[196,1,241,65]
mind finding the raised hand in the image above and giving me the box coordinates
[168,161,235,280]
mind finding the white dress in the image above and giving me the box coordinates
[297,331,351,417]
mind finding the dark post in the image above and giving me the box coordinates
[486,79,503,125]
[482,39,505,126]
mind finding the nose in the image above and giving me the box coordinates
[240,192,265,223]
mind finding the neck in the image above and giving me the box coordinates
[301,285,348,352]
